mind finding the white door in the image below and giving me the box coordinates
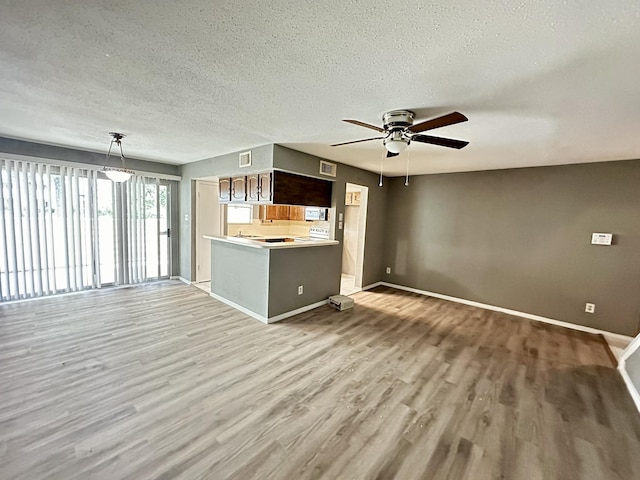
[195,181,220,283]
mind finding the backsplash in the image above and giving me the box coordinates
[227,220,322,237]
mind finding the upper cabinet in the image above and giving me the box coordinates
[230,176,246,202]
[247,174,260,202]
[258,173,272,202]
[218,170,330,207]
[261,205,306,221]
[218,178,231,202]
[288,206,305,221]
[271,171,332,207]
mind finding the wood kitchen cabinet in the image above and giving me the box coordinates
[258,172,272,202]
[230,176,246,202]
[289,206,305,221]
[218,170,329,206]
[272,171,332,207]
[261,205,306,221]
[245,173,272,203]
[246,174,260,202]
[218,178,231,202]
[262,205,290,220]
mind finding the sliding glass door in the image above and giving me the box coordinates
[118,177,171,284]
[0,158,172,302]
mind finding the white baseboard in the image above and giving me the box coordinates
[379,282,633,343]
[209,292,268,323]
[209,292,328,324]
[618,359,640,416]
[267,300,329,324]
[621,334,640,363]
[170,276,191,285]
[362,281,383,291]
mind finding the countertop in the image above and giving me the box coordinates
[204,235,339,249]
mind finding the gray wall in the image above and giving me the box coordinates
[273,145,388,287]
[178,144,274,280]
[210,241,270,317]
[268,245,342,317]
[383,159,640,336]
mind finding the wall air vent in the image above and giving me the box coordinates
[239,151,252,168]
[319,160,337,177]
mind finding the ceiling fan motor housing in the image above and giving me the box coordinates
[382,110,415,131]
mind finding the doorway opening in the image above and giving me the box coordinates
[340,183,368,296]
[194,180,222,292]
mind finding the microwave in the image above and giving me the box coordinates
[304,207,328,221]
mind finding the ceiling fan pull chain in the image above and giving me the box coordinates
[405,149,410,186]
[379,149,384,187]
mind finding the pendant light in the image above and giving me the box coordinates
[102,132,134,182]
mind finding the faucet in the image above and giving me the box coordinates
[236,230,242,237]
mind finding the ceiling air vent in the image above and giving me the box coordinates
[239,151,251,168]
[319,160,337,177]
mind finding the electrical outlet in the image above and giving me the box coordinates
[385,267,391,274]
[585,303,595,314]
[298,285,303,295]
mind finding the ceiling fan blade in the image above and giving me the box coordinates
[407,111,468,134]
[330,136,384,147]
[386,151,399,158]
[342,119,386,133]
[411,134,469,149]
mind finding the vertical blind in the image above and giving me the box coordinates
[0,158,171,302]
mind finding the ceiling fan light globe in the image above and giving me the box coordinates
[385,139,408,154]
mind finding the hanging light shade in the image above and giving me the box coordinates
[103,132,134,182]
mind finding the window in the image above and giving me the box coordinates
[227,205,252,224]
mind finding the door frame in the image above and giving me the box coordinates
[341,183,369,292]
[195,180,222,283]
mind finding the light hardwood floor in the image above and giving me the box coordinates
[1,281,640,479]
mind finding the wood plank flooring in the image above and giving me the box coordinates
[1,281,640,479]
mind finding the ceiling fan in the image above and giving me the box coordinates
[331,110,469,157]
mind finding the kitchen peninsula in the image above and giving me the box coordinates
[205,234,340,323]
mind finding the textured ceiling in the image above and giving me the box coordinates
[0,1,639,176]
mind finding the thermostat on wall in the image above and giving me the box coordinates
[591,233,613,245]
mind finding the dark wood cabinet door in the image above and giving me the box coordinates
[272,171,332,207]
[218,178,231,202]
[247,174,260,202]
[231,176,246,202]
